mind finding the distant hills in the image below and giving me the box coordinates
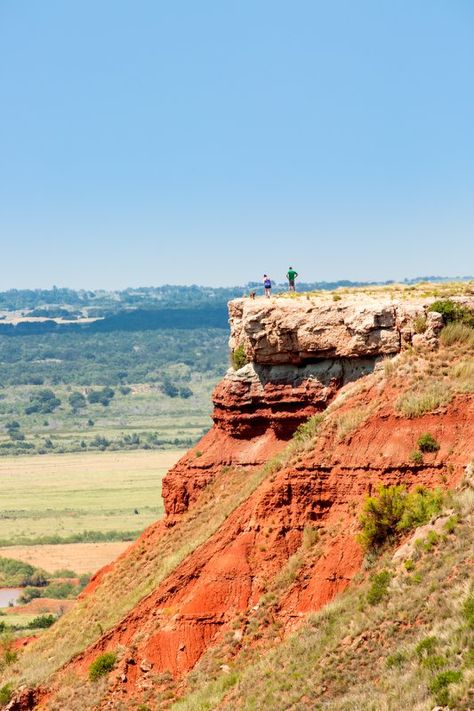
[0,277,472,336]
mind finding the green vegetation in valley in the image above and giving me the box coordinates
[0,557,47,588]
[0,328,226,455]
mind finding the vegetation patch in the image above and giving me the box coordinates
[409,449,423,464]
[334,406,370,441]
[173,478,474,711]
[450,359,474,392]
[463,588,474,628]
[416,432,440,453]
[440,321,474,347]
[429,669,463,706]
[428,299,474,326]
[0,557,47,588]
[358,485,444,550]
[396,380,452,418]
[0,683,13,706]
[88,652,117,681]
[367,570,391,605]
[291,414,325,447]
[231,345,248,370]
[413,314,427,333]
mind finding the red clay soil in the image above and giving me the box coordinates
[38,385,472,710]
[11,636,38,651]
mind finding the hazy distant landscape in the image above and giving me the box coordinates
[0,279,471,457]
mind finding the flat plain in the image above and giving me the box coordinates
[0,541,132,575]
[0,450,183,561]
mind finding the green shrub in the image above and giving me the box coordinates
[28,614,56,629]
[88,651,117,681]
[367,570,391,605]
[397,486,444,532]
[416,433,440,453]
[359,485,444,550]
[386,651,406,668]
[428,299,474,326]
[410,450,423,464]
[0,683,13,705]
[359,486,406,549]
[231,345,248,370]
[422,654,446,670]
[415,635,438,660]
[429,669,462,706]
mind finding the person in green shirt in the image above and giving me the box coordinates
[286,267,298,291]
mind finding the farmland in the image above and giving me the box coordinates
[0,450,182,552]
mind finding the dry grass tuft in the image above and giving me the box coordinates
[335,406,370,441]
[440,322,474,347]
[396,380,452,418]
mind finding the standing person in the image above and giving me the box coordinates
[263,274,272,298]
[286,266,298,291]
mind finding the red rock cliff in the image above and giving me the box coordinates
[8,292,473,711]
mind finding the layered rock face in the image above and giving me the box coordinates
[163,293,457,516]
[212,359,379,437]
[228,294,452,363]
[163,356,377,515]
[229,294,474,365]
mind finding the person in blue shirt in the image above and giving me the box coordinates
[263,274,272,298]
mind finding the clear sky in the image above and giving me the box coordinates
[0,1,473,289]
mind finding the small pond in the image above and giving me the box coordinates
[0,587,22,607]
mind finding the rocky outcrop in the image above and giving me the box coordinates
[228,294,472,364]
[163,294,454,516]
[212,359,378,437]
[163,358,380,515]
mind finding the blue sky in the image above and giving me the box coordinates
[0,0,473,289]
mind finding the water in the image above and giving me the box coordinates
[0,587,22,607]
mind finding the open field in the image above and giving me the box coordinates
[0,450,182,548]
[0,542,131,575]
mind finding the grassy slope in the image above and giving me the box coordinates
[173,475,473,711]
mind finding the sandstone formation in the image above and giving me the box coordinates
[229,293,473,364]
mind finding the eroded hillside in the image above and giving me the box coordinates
[1,287,473,711]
